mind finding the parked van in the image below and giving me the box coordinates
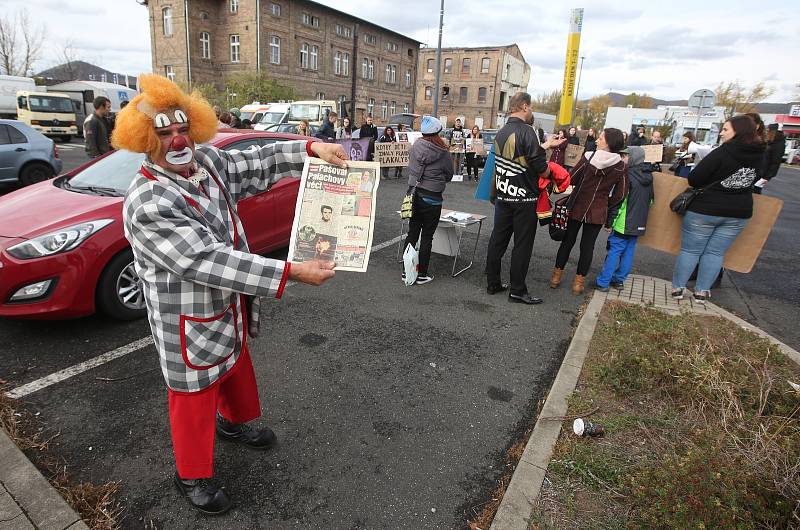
[47,81,137,137]
[287,100,337,126]
[16,91,78,142]
[0,75,36,118]
[252,103,291,129]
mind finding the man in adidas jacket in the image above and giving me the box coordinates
[486,92,566,304]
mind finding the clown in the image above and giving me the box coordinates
[113,75,346,514]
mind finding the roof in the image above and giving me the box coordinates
[307,1,422,44]
[418,43,527,63]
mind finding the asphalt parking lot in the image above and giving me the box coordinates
[1,142,798,529]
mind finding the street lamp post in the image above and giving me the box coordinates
[571,56,585,126]
[432,0,445,117]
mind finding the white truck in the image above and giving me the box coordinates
[46,80,137,136]
[0,75,37,118]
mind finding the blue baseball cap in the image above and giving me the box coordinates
[420,115,443,135]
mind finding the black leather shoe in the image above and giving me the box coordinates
[610,282,625,290]
[174,473,232,515]
[508,293,543,305]
[487,283,509,295]
[216,414,277,450]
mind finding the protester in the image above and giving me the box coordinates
[627,126,647,146]
[358,114,378,142]
[449,118,466,175]
[378,126,402,179]
[218,112,232,129]
[535,123,546,144]
[84,96,113,158]
[584,128,597,153]
[402,116,453,285]
[549,129,567,166]
[296,120,311,136]
[464,125,482,181]
[650,130,663,144]
[595,145,653,291]
[745,112,766,143]
[337,116,354,140]
[671,131,696,177]
[112,74,346,515]
[486,92,565,304]
[552,128,628,295]
[567,126,580,146]
[671,115,765,302]
[756,124,785,194]
[622,131,629,146]
[228,108,243,128]
[316,111,337,140]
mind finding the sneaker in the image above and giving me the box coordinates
[671,288,684,300]
[610,282,625,290]
[594,284,610,292]
[416,275,434,285]
[693,290,710,302]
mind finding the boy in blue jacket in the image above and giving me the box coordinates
[596,146,654,291]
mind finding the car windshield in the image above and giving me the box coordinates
[68,150,146,194]
[289,104,319,121]
[28,96,74,113]
[259,111,285,124]
[240,111,256,121]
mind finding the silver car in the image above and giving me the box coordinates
[0,119,63,186]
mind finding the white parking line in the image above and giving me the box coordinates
[5,234,405,399]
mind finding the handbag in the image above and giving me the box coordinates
[400,168,424,220]
[669,175,724,215]
[548,152,595,241]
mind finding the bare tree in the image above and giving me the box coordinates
[58,40,81,81]
[0,9,45,76]
[714,81,775,120]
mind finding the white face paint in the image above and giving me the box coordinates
[165,147,193,165]
[154,113,171,128]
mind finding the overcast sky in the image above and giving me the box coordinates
[4,0,798,102]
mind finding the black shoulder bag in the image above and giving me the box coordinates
[669,175,724,215]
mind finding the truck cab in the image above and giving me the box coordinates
[288,100,337,126]
[16,91,78,142]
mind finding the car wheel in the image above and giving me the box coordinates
[19,163,54,186]
[60,135,72,143]
[96,249,147,320]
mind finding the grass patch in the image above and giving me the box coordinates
[531,302,800,529]
[0,379,123,529]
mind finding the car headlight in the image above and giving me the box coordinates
[6,220,114,259]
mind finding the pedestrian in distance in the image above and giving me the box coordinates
[296,120,311,137]
[485,92,566,304]
[464,125,482,181]
[755,123,785,194]
[358,114,378,142]
[401,116,453,285]
[379,126,402,179]
[316,111,337,141]
[218,112,232,129]
[567,126,580,146]
[448,118,466,176]
[629,126,648,146]
[595,145,653,291]
[551,128,628,295]
[337,116,354,140]
[585,128,597,153]
[549,129,567,166]
[84,96,113,158]
[671,115,765,302]
[622,131,629,146]
[671,131,696,177]
[113,74,345,516]
[228,107,243,128]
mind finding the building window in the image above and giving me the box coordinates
[316,92,325,100]
[390,101,396,115]
[384,64,396,84]
[381,100,388,120]
[424,86,432,100]
[334,51,341,75]
[302,13,320,28]
[310,45,319,70]
[230,34,240,63]
[113,73,118,84]
[368,59,374,80]
[478,86,487,104]
[200,10,209,20]
[426,59,434,73]
[335,24,352,38]
[459,87,468,103]
[386,41,398,52]
[200,32,211,60]
[462,58,470,74]
[403,103,409,113]
[481,57,490,74]
[270,2,281,16]
[368,98,375,116]
[230,0,238,14]
[269,36,280,64]
[162,7,172,36]
[444,58,452,73]
[364,34,377,45]
[101,73,107,82]
[405,69,411,88]
[88,74,95,81]
[300,43,309,69]
[343,53,349,76]
[165,65,175,82]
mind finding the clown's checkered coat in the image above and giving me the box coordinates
[123,141,308,392]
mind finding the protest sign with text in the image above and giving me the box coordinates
[466,138,486,156]
[375,142,410,167]
[287,158,381,272]
[564,144,585,167]
[642,144,664,163]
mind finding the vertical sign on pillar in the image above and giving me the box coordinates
[557,8,584,126]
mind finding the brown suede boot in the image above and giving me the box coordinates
[572,274,585,295]
[550,267,563,289]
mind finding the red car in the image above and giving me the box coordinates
[0,131,309,320]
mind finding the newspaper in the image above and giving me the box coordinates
[287,158,381,272]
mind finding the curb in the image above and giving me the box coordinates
[489,291,605,530]
[0,428,89,530]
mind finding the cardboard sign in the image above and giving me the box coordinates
[398,131,422,145]
[336,138,372,162]
[564,144,585,167]
[642,144,664,163]
[375,142,410,167]
[638,172,783,273]
[466,138,486,156]
[449,129,465,153]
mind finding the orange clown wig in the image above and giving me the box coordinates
[111,74,218,159]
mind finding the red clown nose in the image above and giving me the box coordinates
[169,134,189,152]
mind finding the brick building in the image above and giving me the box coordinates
[146,0,421,124]
[415,44,530,130]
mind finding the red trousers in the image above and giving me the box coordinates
[167,346,261,479]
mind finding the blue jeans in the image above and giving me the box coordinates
[672,211,748,292]
[596,232,638,287]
